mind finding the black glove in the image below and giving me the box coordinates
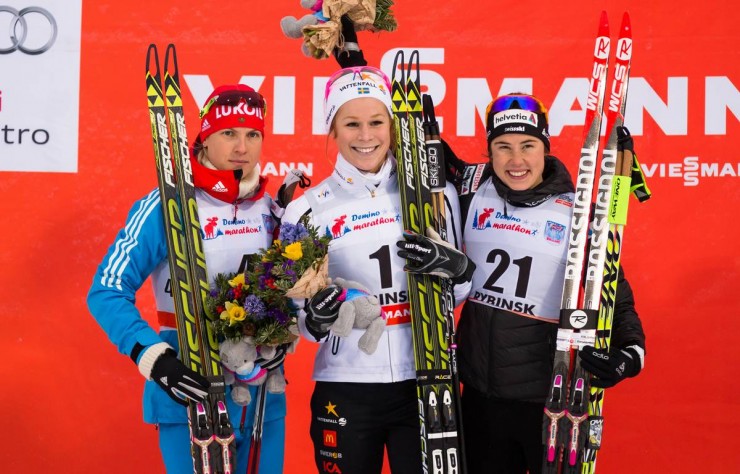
[255,344,289,371]
[617,125,634,153]
[150,349,211,406]
[305,285,344,340]
[396,228,475,283]
[333,14,367,68]
[579,345,642,388]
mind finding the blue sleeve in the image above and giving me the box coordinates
[87,190,168,360]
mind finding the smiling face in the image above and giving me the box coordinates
[202,127,263,175]
[489,133,546,190]
[331,97,392,173]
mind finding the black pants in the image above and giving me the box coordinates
[462,386,545,474]
[310,380,422,474]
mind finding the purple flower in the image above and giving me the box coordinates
[267,307,290,325]
[285,269,297,283]
[226,289,234,299]
[209,289,219,297]
[258,275,267,290]
[244,295,267,320]
[279,222,309,244]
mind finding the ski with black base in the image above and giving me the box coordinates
[391,49,465,474]
[146,43,235,474]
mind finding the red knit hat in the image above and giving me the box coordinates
[198,84,266,142]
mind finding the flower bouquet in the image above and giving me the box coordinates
[205,216,332,404]
[205,215,332,346]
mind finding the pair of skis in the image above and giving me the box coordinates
[146,43,266,474]
[542,12,649,474]
[391,50,466,474]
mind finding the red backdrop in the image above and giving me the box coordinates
[1,1,738,472]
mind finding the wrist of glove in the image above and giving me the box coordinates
[333,14,367,68]
[305,285,344,340]
[579,345,643,389]
[138,342,210,406]
[396,227,475,284]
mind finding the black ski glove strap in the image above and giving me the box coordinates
[396,230,474,283]
[305,285,343,341]
[579,345,642,389]
[150,349,211,406]
[255,344,289,371]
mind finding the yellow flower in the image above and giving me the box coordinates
[220,301,246,326]
[228,273,245,287]
[282,242,303,261]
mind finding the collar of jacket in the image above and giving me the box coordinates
[191,157,267,204]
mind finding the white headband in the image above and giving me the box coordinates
[323,67,393,133]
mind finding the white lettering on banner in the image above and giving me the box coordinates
[706,76,740,135]
[261,161,313,177]
[183,51,737,141]
[1,2,82,172]
[641,156,740,186]
[459,76,690,137]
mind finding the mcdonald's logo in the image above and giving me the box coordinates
[323,429,337,448]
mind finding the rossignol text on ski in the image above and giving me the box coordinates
[541,12,649,474]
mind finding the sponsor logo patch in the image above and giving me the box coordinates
[493,110,538,127]
[545,220,566,244]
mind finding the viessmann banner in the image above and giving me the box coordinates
[0,1,82,172]
[0,2,738,473]
[1,3,737,186]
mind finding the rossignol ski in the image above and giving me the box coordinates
[581,12,651,474]
[542,12,644,474]
[146,43,236,474]
[391,49,466,474]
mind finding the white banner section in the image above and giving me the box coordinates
[0,1,82,172]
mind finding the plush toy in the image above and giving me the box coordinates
[219,336,291,406]
[329,277,387,355]
[280,0,397,59]
[279,0,328,57]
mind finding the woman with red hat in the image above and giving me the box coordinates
[88,84,289,473]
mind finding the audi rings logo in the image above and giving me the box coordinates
[0,6,57,55]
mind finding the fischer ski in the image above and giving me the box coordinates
[542,12,645,474]
[146,43,236,474]
[391,49,465,474]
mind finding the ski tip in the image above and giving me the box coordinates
[621,11,632,34]
[391,50,405,82]
[145,44,160,76]
[597,11,609,38]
